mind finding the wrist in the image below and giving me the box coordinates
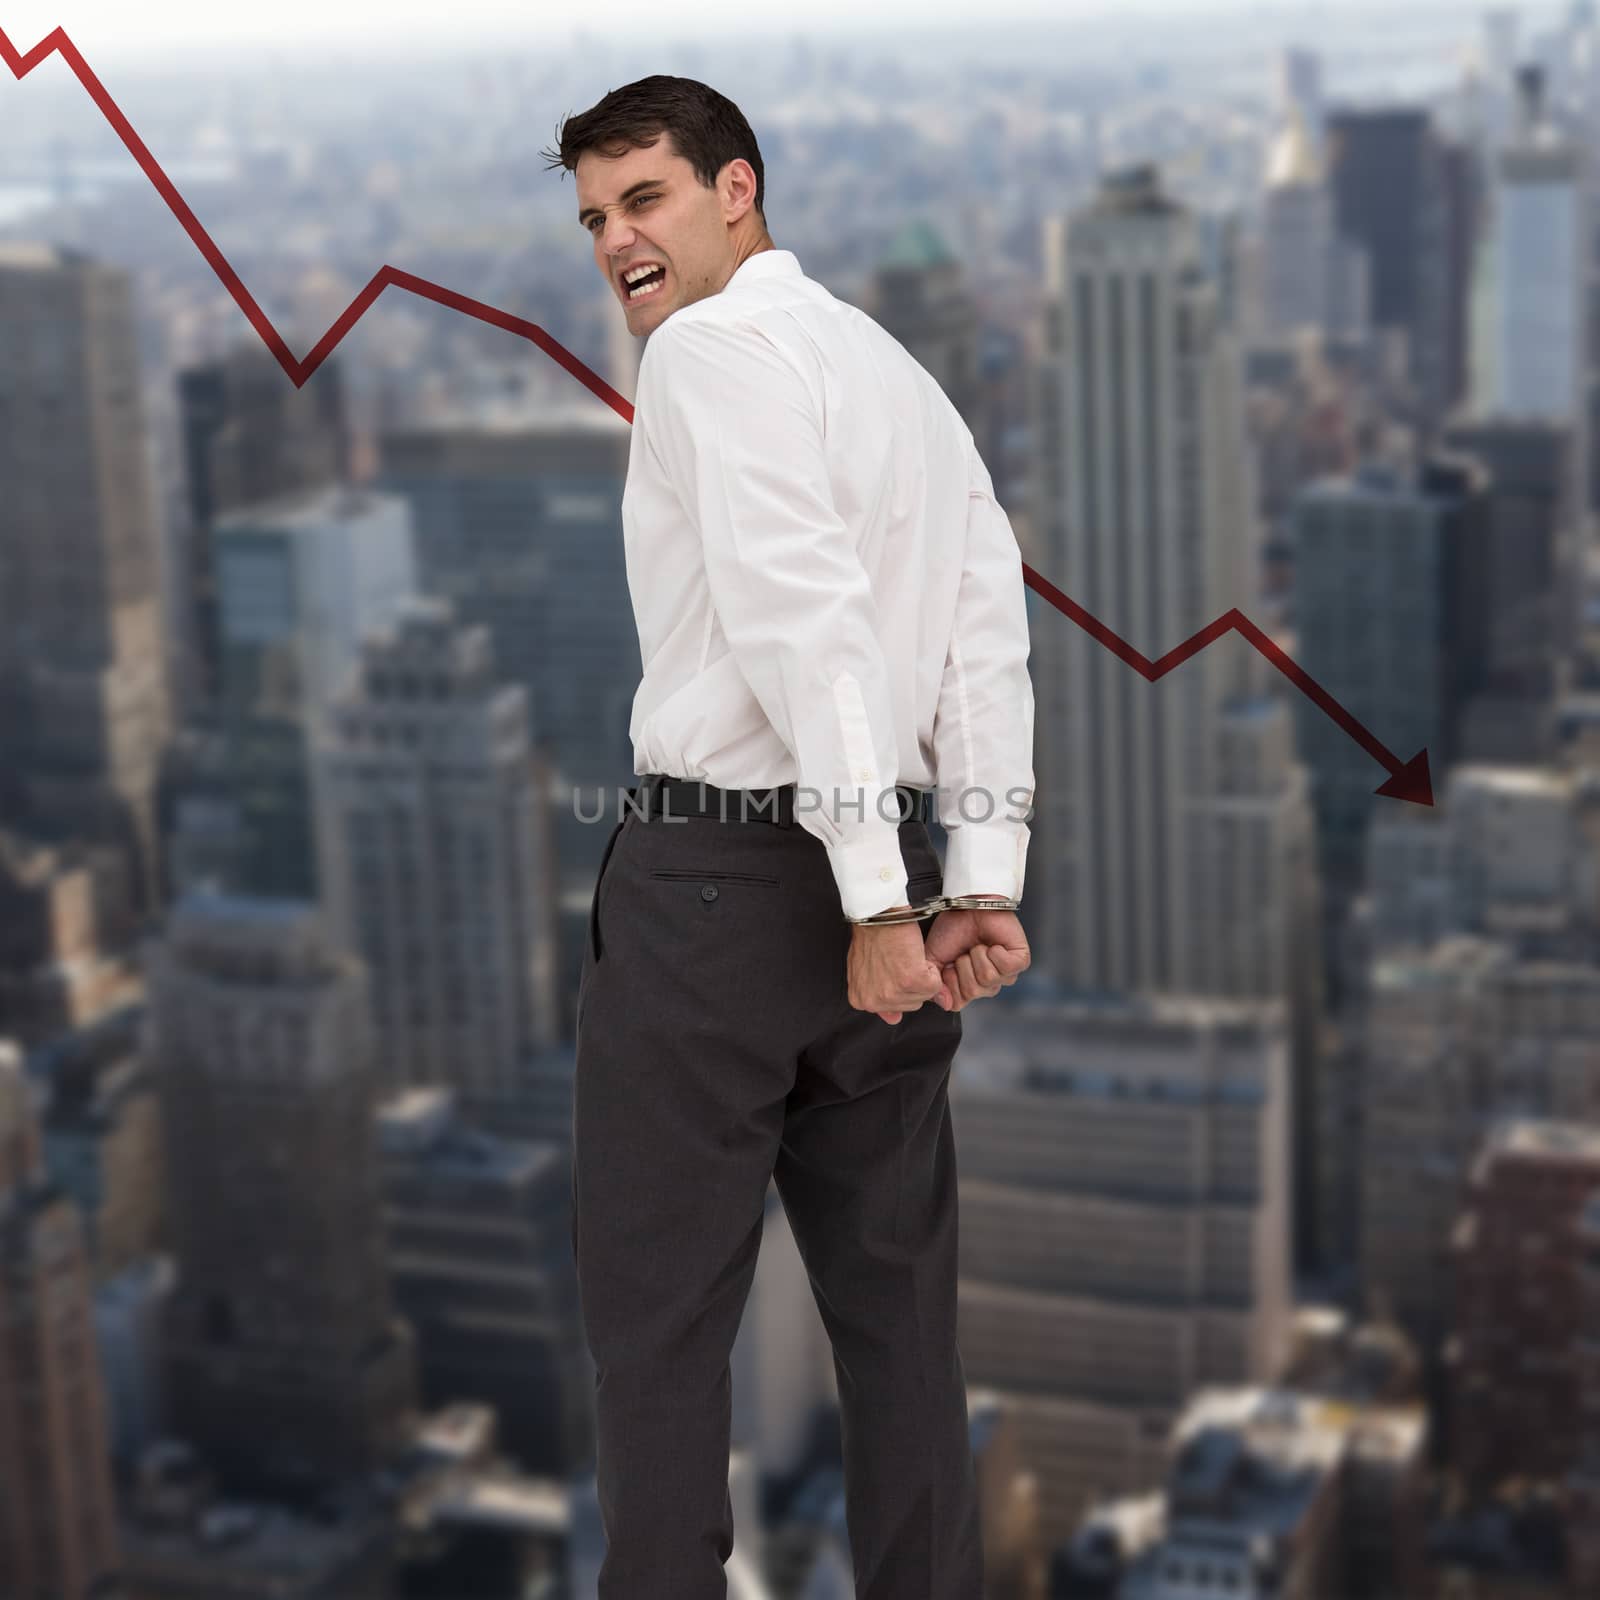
[852,903,912,926]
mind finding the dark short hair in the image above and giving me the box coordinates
[539,75,766,225]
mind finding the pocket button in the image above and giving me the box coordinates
[700,884,719,902]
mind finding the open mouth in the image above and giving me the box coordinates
[621,264,667,303]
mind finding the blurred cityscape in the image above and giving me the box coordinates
[7,3,1600,1595]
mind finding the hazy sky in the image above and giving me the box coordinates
[8,1,1131,53]
[1,0,1499,63]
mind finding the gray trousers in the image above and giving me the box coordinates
[572,795,984,1598]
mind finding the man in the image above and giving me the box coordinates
[541,74,1035,1599]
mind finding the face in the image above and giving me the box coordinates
[576,131,763,335]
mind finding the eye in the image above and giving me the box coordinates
[588,194,658,232]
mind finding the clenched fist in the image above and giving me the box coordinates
[923,904,1030,1012]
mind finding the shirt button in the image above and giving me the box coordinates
[859,768,873,781]
[700,884,719,902]
[879,866,892,881]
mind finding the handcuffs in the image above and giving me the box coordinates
[846,893,1020,927]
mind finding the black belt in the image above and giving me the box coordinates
[634,774,933,827]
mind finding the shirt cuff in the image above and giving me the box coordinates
[942,820,1029,903]
[826,828,911,921]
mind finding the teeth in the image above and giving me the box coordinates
[622,263,663,284]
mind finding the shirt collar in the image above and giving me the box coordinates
[726,247,801,289]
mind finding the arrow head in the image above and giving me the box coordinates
[1375,748,1433,807]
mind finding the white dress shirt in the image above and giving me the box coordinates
[621,246,1035,921]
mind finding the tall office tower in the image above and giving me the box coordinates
[0,1042,121,1599]
[949,993,1294,1549]
[1275,46,1325,161]
[0,243,172,911]
[1291,456,1492,945]
[1475,8,1523,156]
[377,413,637,1038]
[1439,418,1580,761]
[1259,107,1330,336]
[1259,105,1372,344]
[201,484,415,902]
[147,893,418,1491]
[1361,940,1600,1388]
[317,599,559,1114]
[375,1086,593,1473]
[177,341,351,714]
[869,220,985,438]
[1035,165,1326,1262]
[1323,109,1471,429]
[1469,67,1593,553]
[1448,1119,1600,1494]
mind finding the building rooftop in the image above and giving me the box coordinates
[376,1086,549,1183]
[1265,104,1321,189]
[1487,1116,1600,1164]
[878,218,958,271]
[1085,1384,1427,1599]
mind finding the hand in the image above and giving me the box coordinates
[924,903,1030,1012]
[847,910,944,1024]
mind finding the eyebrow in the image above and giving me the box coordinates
[578,180,665,228]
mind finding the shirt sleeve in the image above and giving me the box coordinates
[933,437,1036,902]
[638,312,911,920]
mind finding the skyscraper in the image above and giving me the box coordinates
[1440,416,1581,760]
[1469,65,1592,548]
[1323,109,1471,428]
[1035,164,1324,1259]
[0,243,172,910]
[1041,173,1322,950]
[177,341,352,714]
[377,413,637,1036]
[0,1041,121,1599]
[147,893,418,1491]
[1449,1118,1600,1492]
[1260,104,1370,343]
[1275,46,1326,161]
[1290,456,1492,929]
[316,598,559,1113]
[201,484,416,901]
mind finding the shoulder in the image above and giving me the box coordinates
[649,296,792,358]
[640,301,815,398]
